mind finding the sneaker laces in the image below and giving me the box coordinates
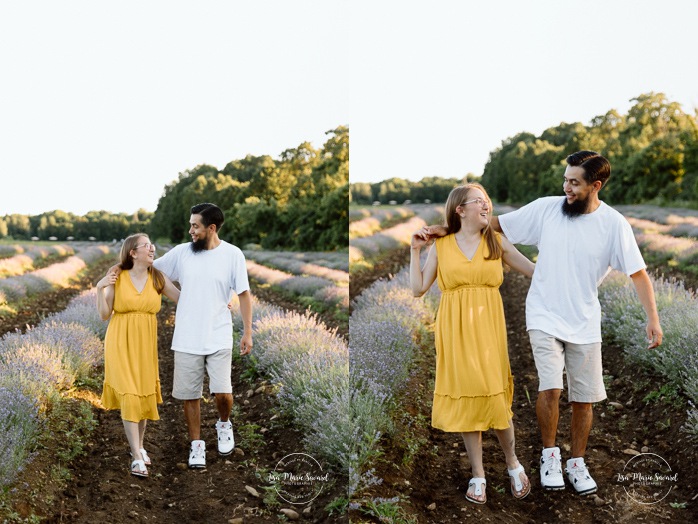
[190,444,205,459]
[543,451,562,474]
[218,422,233,438]
[568,460,589,482]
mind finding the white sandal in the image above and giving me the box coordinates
[131,448,151,466]
[507,464,531,499]
[465,477,487,504]
[131,459,148,478]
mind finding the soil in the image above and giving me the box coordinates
[2,264,349,524]
[350,263,698,523]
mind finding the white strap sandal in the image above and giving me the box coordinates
[466,477,487,504]
[508,464,531,499]
[131,459,148,478]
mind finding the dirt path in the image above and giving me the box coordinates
[46,295,347,523]
[351,269,698,523]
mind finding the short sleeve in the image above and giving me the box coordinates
[499,197,551,246]
[610,218,646,276]
[153,246,180,281]
[231,248,250,295]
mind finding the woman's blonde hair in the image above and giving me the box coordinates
[118,233,165,294]
[443,183,502,260]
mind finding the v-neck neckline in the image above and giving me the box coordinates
[127,270,149,294]
[452,233,482,262]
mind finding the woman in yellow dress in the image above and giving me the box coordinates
[410,183,534,504]
[96,234,179,478]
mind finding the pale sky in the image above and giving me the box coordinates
[2,2,697,215]
[349,0,698,184]
[0,1,348,215]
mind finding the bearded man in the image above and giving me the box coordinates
[153,202,253,469]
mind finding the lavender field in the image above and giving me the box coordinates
[243,250,350,316]
[347,202,698,519]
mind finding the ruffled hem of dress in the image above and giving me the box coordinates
[431,384,514,432]
[101,382,162,422]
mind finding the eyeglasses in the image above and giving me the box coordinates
[460,197,490,207]
[135,242,156,250]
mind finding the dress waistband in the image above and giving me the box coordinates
[441,283,497,294]
[112,311,155,316]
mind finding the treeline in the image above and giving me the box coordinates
[1,127,348,251]
[482,92,698,205]
[350,93,698,207]
[0,210,153,241]
[150,126,348,251]
[350,175,479,205]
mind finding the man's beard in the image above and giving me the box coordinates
[191,237,208,253]
[561,195,591,218]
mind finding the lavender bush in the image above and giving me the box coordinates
[313,285,349,309]
[1,321,102,382]
[49,290,109,339]
[278,275,334,296]
[0,264,110,490]
[600,271,698,436]
[0,342,73,402]
[348,254,439,497]
[229,296,351,473]
[0,386,41,488]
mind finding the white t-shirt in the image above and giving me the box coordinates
[153,240,250,355]
[499,196,645,344]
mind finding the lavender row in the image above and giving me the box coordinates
[349,207,415,239]
[0,245,113,304]
[599,272,698,437]
[349,206,413,223]
[243,250,349,283]
[634,232,698,263]
[348,256,439,496]
[0,244,75,278]
[349,206,444,265]
[245,260,349,310]
[228,294,350,472]
[0,287,107,489]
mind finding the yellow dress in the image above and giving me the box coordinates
[101,270,162,422]
[432,233,513,432]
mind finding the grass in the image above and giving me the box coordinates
[0,396,98,522]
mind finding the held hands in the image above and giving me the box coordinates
[411,225,449,249]
[97,267,119,289]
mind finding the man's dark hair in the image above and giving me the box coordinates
[191,203,224,232]
[566,150,611,188]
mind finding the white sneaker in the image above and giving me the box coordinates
[540,446,565,490]
[188,440,206,469]
[216,420,235,456]
[566,457,597,495]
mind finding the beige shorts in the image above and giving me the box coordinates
[172,349,233,400]
[529,330,606,403]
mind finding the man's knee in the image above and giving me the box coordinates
[539,389,561,403]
